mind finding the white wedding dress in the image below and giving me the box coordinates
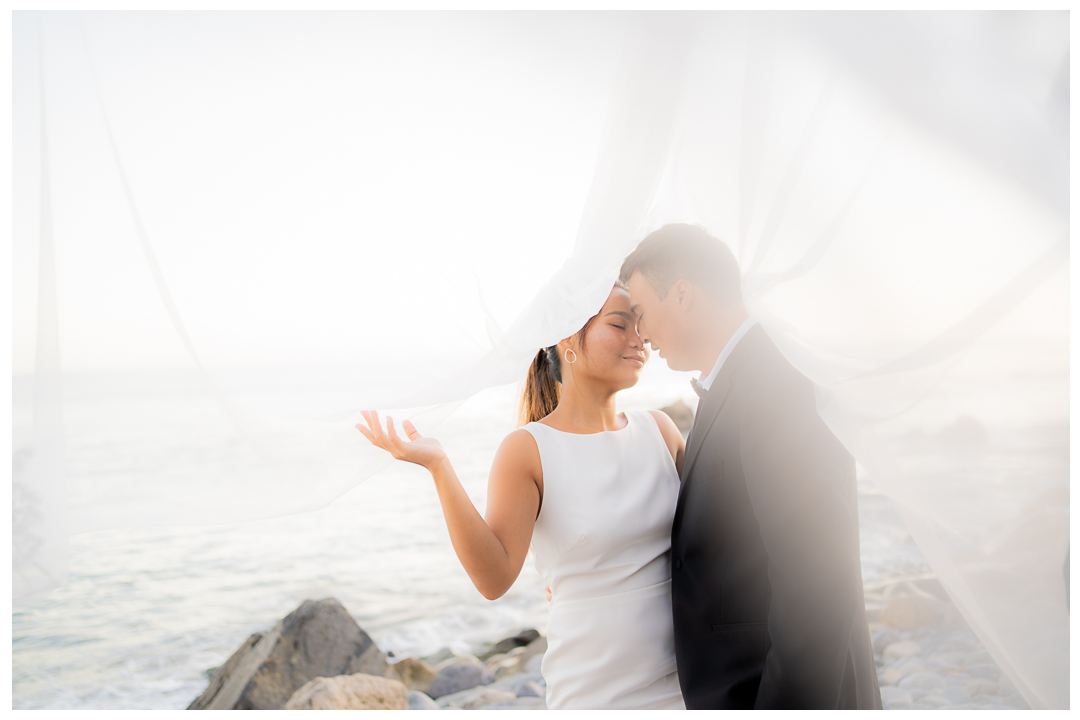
[523,410,685,710]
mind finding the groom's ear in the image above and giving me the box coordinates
[672,279,693,312]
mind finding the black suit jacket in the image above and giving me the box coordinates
[671,324,882,709]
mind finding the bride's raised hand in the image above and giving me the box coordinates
[356,410,448,472]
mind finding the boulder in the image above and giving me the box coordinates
[284,673,407,710]
[188,631,265,709]
[407,691,440,710]
[478,629,541,661]
[188,598,389,710]
[388,657,436,694]
[428,655,494,699]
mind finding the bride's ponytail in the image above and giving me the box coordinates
[518,307,602,425]
[519,347,561,425]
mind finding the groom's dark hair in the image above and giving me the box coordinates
[619,224,742,303]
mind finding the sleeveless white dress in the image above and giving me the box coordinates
[523,410,685,710]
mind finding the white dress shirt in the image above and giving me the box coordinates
[699,317,758,392]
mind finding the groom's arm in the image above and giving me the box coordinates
[739,373,861,709]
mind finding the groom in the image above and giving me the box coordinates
[620,224,882,710]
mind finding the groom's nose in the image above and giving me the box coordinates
[635,319,650,346]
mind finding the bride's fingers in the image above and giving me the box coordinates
[387,416,402,446]
[369,410,388,443]
[355,422,375,443]
[362,410,390,448]
[361,411,382,443]
[402,419,421,441]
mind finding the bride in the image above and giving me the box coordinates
[357,283,686,709]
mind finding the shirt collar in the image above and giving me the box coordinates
[699,317,758,392]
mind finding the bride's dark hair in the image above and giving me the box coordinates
[518,315,599,425]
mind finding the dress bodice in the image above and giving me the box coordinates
[522,409,684,709]
[525,409,680,601]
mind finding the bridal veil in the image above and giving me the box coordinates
[12,11,1068,708]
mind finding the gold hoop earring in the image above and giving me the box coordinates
[564,348,577,365]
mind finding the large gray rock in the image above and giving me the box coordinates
[187,631,265,709]
[284,673,407,710]
[427,656,494,699]
[188,598,389,710]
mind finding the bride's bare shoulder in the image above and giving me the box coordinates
[647,409,685,457]
[497,427,541,458]
[491,428,543,485]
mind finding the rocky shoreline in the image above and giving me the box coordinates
[187,576,1028,711]
[864,576,1028,710]
[187,598,548,710]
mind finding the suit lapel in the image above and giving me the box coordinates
[679,324,767,484]
[680,375,731,483]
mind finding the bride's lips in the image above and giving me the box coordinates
[623,355,645,366]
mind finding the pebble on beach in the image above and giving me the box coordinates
[427,656,495,699]
[408,691,440,710]
[388,657,436,694]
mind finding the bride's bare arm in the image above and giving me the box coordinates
[648,409,686,475]
[357,412,542,600]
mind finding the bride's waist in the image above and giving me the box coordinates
[549,577,672,611]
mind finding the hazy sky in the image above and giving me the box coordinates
[13,11,1068,379]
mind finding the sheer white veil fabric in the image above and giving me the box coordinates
[12,11,1068,708]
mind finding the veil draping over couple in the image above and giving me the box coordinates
[13,11,1068,709]
[359,224,883,708]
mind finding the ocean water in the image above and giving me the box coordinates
[10,360,1059,710]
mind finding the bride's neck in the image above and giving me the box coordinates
[546,378,621,433]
